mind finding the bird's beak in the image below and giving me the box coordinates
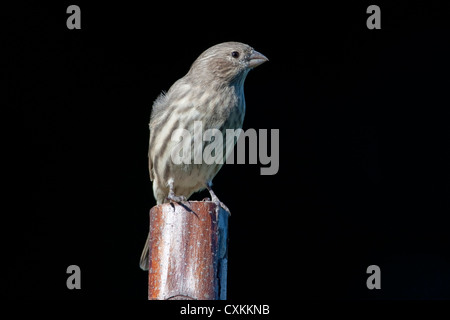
[248,50,269,68]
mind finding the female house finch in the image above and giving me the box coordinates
[140,42,268,270]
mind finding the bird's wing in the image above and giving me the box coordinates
[148,79,192,181]
[148,130,154,181]
[148,91,168,181]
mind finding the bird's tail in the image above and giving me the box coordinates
[139,233,150,271]
[140,195,165,271]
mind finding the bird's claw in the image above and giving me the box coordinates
[165,193,187,203]
[211,196,231,215]
[205,182,231,215]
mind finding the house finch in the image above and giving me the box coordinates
[140,42,268,270]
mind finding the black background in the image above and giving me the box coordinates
[5,1,450,300]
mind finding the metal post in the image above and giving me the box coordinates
[147,201,229,300]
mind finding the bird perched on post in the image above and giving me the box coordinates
[140,42,268,270]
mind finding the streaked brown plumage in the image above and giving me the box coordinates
[140,42,268,270]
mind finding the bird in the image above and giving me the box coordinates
[140,42,268,270]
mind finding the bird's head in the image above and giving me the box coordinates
[189,42,268,85]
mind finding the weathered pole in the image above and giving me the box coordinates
[146,201,229,300]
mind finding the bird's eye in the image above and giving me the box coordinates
[231,51,240,58]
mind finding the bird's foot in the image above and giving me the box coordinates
[166,178,187,203]
[166,193,193,213]
[206,183,231,215]
[166,192,187,203]
[212,195,231,215]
